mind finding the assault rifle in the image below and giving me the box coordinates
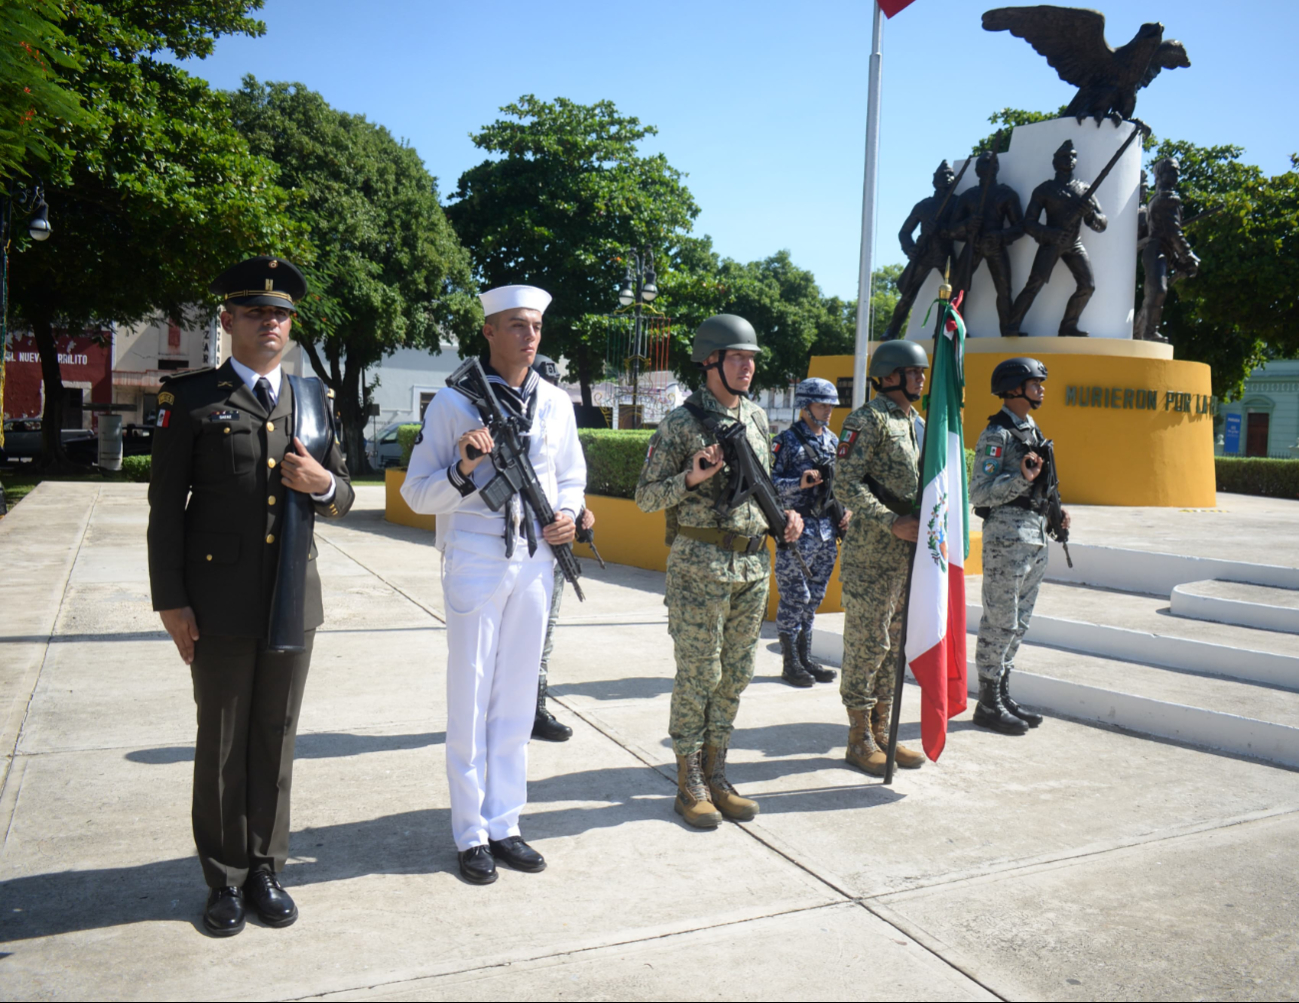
[575,507,605,569]
[684,402,811,579]
[1034,439,1072,568]
[790,423,846,538]
[447,357,586,601]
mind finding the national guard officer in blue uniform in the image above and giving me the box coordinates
[770,378,848,686]
[149,256,354,936]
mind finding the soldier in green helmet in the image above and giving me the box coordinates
[636,315,804,828]
[831,339,931,777]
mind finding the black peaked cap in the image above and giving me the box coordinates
[210,256,307,311]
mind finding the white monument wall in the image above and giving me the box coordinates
[904,117,1142,341]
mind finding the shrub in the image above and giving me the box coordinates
[397,424,423,467]
[964,447,974,482]
[1216,457,1299,499]
[579,429,654,499]
[121,455,151,483]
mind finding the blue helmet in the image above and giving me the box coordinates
[795,377,839,411]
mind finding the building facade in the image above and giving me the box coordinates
[1218,359,1299,458]
[3,329,113,428]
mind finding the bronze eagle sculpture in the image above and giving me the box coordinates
[983,6,1190,124]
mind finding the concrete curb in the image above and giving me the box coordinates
[966,662,1299,770]
[966,602,1299,692]
[1045,542,1299,595]
[1171,584,1299,636]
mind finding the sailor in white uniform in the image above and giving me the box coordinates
[402,285,587,885]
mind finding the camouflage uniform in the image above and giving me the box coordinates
[970,406,1049,684]
[635,388,771,757]
[538,567,564,691]
[831,395,921,712]
[771,419,841,636]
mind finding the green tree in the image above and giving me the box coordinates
[0,0,91,176]
[448,95,699,405]
[7,1,301,467]
[1149,143,1298,398]
[972,107,1068,155]
[229,78,478,473]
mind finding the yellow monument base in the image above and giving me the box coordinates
[808,338,1215,507]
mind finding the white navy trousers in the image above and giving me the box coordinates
[443,525,554,851]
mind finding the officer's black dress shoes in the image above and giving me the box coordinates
[458,845,498,884]
[533,707,573,742]
[245,870,298,927]
[203,886,246,937]
[489,836,546,873]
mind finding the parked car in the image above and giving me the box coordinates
[364,421,408,470]
[1,419,97,465]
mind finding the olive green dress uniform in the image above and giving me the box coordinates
[147,359,353,889]
[635,388,771,757]
[832,394,921,712]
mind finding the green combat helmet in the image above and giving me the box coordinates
[692,314,763,397]
[868,340,929,400]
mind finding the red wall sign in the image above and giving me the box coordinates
[3,331,113,422]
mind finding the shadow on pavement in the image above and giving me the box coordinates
[554,677,673,702]
[124,732,446,765]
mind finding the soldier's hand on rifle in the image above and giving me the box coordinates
[579,508,595,531]
[457,427,494,474]
[799,469,823,490]
[891,514,920,543]
[543,511,576,546]
[1021,452,1043,482]
[783,510,803,543]
[839,509,853,533]
[1061,508,1071,531]
[685,445,725,488]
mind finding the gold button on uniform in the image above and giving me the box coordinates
[267,458,276,469]
[266,420,275,431]
[223,427,231,435]
[268,496,276,506]
[266,534,275,544]
[206,554,213,561]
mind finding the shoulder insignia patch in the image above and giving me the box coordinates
[772,440,781,454]
[983,459,1000,475]
[156,408,171,428]
[985,444,1002,457]
[836,429,858,458]
[157,391,175,406]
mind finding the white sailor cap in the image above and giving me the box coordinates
[479,284,552,318]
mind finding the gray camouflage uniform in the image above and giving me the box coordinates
[832,395,922,712]
[970,406,1049,684]
[635,389,771,757]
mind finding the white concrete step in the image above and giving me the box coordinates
[1043,541,1299,596]
[1171,579,1299,635]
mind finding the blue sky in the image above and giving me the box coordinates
[183,0,1297,301]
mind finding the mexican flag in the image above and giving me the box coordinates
[903,298,969,761]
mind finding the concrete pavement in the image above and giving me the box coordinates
[1,483,1297,1001]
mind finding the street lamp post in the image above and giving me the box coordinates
[617,248,657,429]
[0,179,53,512]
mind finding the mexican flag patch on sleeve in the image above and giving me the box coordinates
[985,444,1002,457]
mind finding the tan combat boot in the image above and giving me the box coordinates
[872,701,926,769]
[845,708,888,777]
[674,751,723,828]
[703,745,759,821]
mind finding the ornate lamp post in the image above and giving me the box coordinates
[616,248,657,428]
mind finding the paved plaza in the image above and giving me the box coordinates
[1,483,1297,1001]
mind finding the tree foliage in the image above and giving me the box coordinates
[447,95,699,404]
[229,77,478,472]
[6,1,300,466]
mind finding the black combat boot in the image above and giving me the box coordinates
[971,676,1029,735]
[796,629,836,683]
[532,678,573,742]
[779,633,814,688]
[1001,669,1043,728]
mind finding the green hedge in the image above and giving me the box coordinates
[1216,457,1299,499]
[579,429,654,499]
[397,423,422,467]
[121,455,152,482]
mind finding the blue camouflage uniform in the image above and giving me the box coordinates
[771,419,841,636]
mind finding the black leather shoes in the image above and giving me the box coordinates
[458,845,498,885]
[244,870,298,927]
[489,836,546,873]
[533,707,573,742]
[203,886,245,937]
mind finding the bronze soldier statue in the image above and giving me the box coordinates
[1133,157,1199,342]
[949,150,1025,336]
[882,162,959,341]
[1008,140,1108,337]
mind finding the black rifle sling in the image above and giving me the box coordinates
[973,410,1050,519]
[682,400,754,513]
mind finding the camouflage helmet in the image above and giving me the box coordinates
[531,353,560,385]
[691,314,763,364]
[991,357,1048,395]
[867,339,929,378]
[794,377,839,410]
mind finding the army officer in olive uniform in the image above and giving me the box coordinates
[148,257,354,937]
